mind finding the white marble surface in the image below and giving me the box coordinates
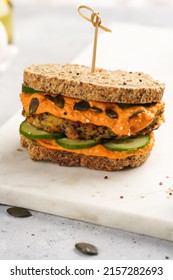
[1,1,173,260]
[0,108,173,241]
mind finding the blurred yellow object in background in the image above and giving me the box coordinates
[0,0,13,44]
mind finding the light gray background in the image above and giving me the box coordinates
[0,1,173,259]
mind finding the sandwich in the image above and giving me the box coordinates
[19,64,165,171]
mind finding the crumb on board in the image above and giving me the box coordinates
[120,196,124,199]
[17,148,23,152]
[166,188,173,198]
[167,188,173,194]
[159,182,163,186]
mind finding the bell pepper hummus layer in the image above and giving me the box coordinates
[36,133,154,160]
[20,93,164,137]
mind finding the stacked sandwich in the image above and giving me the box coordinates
[19,64,165,171]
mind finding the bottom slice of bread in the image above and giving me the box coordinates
[20,135,152,171]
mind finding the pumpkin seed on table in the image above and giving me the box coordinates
[29,98,39,114]
[105,109,118,119]
[75,242,98,256]
[54,94,65,108]
[7,207,32,218]
[74,100,90,111]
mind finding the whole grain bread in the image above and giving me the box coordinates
[23,64,165,104]
[20,135,152,171]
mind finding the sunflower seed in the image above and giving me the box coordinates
[7,207,32,218]
[29,98,39,114]
[75,242,98,255]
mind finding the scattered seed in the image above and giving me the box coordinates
[106,109,118,119]
[120,196,124,199]
[63,112,67,115]
[123,82,127,85]
[29,98,39,114]
[90,106,102,113]
[7,207,32,218]
[74,100,90,111]
[104,176,108,179]
[165,256,169,259]
[54,94,65,108]
[139,79,142,82]
[75,242,98,256]
[129,110,143,119]
[159,182,163,186]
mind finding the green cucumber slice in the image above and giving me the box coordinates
[22,84,43,94]
[20,120,63,140]
[56,138,98,150]
[103,134,150,152]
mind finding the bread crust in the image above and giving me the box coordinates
[20,135,152,171]
[23,64,165,104]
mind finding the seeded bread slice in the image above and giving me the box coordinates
[23,64,165,104]
[20,135,152,171]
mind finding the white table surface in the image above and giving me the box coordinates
[1,1,173,260]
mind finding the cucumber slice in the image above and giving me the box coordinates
[20,120,63,140]
[56,138,98,150]
[22,84,42,94]
[103,134,150,152]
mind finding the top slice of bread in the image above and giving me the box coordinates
[23,64,165,104]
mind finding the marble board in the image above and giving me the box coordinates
[0,23,173,241]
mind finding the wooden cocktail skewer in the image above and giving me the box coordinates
[78,5,111,73]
